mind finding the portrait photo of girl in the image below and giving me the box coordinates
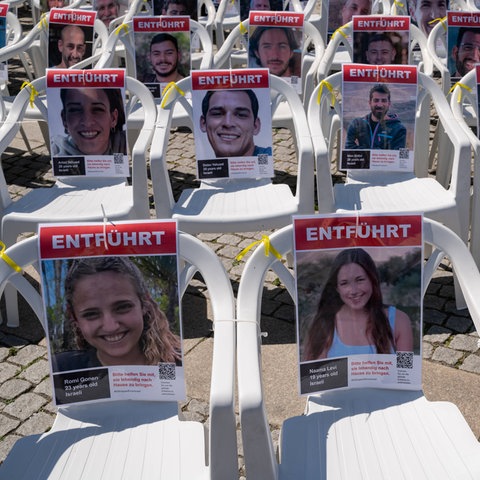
[298,247,420,362]
[44,255,182,373]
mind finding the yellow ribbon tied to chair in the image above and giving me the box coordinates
[235,235,282,262]
[0,241,22,273]
[20,81,39,108]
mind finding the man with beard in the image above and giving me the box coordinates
[249,27,300,78]
[345,84,406,150]
[451,27,480,79]
[93,0,120,28]
[143,33,185,85]
[54,25,86,68]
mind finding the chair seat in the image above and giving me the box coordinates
[0,401,209,480]
[279,388,480,480]
[3,182,135,235]
[334,176,457,220]
[172,180,299,234]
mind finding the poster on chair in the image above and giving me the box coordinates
[47,9,96,69]
[447,11,480,83]
[248,11,304,93]
[352,15,410,65]
[191,68,274,179]
[46,68,129,177]
[294,213,423,395]
[39,219,186,406]
[152,0,198,20]
[0,4,8,83]
[133,16,191,98]
[341,64,417,171]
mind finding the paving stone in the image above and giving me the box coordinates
[18,358,50,384]
[445,316,475,334]
[0,414,20,438]
[431,346,463,366]
[423,333,451,344]
[0,435,22,464]
[449,335,480,353]
[3,393,48,421]
[422,343,434,359]
[459,354,480,374]
[0,363,19,384]
[15,411,55,437]
[0,379,32,401]
[7,345,47,366]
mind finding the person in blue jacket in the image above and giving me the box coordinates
[345,84,407,150]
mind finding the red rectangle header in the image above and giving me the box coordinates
[294,214,423,250]
[39,221,178,259]
[46,68,126,88]
[133,15,190,32]
[448,11,480,27]
[0,3,9,17]
[49,8,97,25]
[249,11,304,27]
[353,15,410,31]
[343,64,417,84]
[192,68,270,90]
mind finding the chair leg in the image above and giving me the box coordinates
[4,283,20,327]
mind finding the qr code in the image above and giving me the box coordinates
[158,362,176,380]
[113,153,124,164]
[399,148,409,159]
[290,76,298,85]
[396,351,414,369]
[257,154,268,165]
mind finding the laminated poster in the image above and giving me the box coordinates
[48,9,95,69]
[447,11,480,83]
[327,0,372,39]
[341,63,417,171]
[133,16,191,98]
[40,220,186,405]
[352,15,410,65]
[0,4,8,82]
[294,213,423,395]
[46,68,129,177]
[191,68,274,179]
[248,11,304,93]
[152,0,198,20]
[240,0,284,22]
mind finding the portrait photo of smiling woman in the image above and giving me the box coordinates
[51,87,127,157]
[45,256,182,373]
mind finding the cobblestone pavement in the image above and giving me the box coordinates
[0,7,479,478]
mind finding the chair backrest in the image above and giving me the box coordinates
[451,68,480,266]
[426,20,450,94]
[0,15,109,79]
[95,18,214,74]
[0,74,157,217]
[213,19,325,105]
[308,70,472,217]
[213,0,240,48]
[150,73,315,221]
[0,228,237,477]
[235,216,480,479]
[316,21,434,82]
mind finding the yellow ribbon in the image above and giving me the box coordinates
[429,16,446,31]
[160,82,185,108]
[393,0,404,7]
[448,82,472,103]
[332,25,348,41]
[0,241,22,273]
[115,23,129,36]
[317,80,336,107]
[39,13,48,30]
[20,81,39,108]
[239,21,247,35]
[235,235,282,262]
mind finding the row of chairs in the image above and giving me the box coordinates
[0,216,479,478]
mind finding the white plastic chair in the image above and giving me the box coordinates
[308,70,472,251]
[213,19,326,115]
[0,74,157,326]
[425,19,452,95]
[0,231,237,480]
[316,20,435,82]
[450,68,480,267]
[213,0,240,49]
[236,217,480,479]
[151,73,315,234]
